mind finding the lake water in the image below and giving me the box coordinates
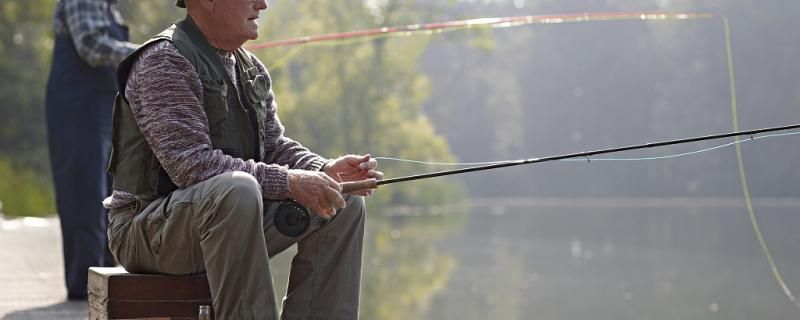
[271,197,800,319]
[403,197,800,319]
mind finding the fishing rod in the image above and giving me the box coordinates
[247,12,713,50]
[341,123,800,191]
[274,123,800,237]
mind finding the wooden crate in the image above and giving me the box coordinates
[88,267,213,320]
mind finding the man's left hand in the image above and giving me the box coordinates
[323,154,383,196]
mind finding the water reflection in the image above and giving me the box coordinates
[425,197,800,319]
[270,203,467,319]
[272,197,800,319]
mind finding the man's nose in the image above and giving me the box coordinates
[255,0,268,10]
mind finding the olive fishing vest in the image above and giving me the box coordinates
[108,17,271,196]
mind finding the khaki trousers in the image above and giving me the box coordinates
[107,172,365,320]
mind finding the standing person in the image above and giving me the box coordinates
[45,0,138,300]
[104,0,383,318]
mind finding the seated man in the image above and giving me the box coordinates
[103,0,382,319]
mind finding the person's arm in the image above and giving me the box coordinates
[126,41,292,199]
[250,56,328,171]
[61,0,137,66]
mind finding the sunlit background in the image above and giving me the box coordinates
[1,0,799,319]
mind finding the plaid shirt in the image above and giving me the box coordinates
[53,0,137,67]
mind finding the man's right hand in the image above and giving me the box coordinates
[286,169,346,219]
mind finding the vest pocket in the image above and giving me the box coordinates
[201,79,228,136]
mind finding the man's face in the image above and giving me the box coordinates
[211,0,268,43]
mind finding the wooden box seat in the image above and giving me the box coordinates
[88,267,213,320]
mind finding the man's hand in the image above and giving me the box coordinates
[286,169,346,219]
[323,154,384,196]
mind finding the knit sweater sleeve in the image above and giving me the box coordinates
[125,41,291,199]
[250,54,328,172]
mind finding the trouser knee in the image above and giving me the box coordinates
[337,195,366,227]
[206,171,263,224]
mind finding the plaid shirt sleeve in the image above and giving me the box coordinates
[53,0,137,67]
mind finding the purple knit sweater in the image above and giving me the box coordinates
[103,40,327,209]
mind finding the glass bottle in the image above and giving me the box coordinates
[198,305,211,320]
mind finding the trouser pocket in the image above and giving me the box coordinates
[107,209,130,265]
[153,202,205,275]
[108,198,166,273]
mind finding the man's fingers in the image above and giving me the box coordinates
[358,157,377,170]
[318,208,334,219]
[322,173,343,192]
[313,196,335,219]
[368,170,384,180]
[324,186,347,209]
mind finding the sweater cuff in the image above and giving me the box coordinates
[306,157,329,172]
[260,165,290,200]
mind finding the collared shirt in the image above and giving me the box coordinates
[53,0,137,67]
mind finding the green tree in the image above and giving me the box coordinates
[0,0,57,216]
[0,0,181,216]
[2,0,472,315]
[256,2,468,318]
[119,1,183,41]
[257,1,464,212]
[0,158,55,217]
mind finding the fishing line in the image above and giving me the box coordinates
[266,25,466,70]
[267,43,307,70]
[248,12,713,51]
[374,131,800,166]
[723,16,800,311]
[341,123,800,190]
[343,15,800,311]
[260,10,800,312]
[255,12,714,70]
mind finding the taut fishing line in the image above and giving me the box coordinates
[722,16,800,311]
[257,11,800,312]
[375,131,800,166]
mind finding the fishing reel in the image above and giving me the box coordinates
[273,201,313,238]
[273,179,378,237]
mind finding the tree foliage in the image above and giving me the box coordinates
[0,0,58,216]
[0,0,181,216]
[0,157,55,217]
[256,1,465,212]
[2,1,469,317]
[256,2,467,318]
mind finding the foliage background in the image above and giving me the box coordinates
[0,1,466,318]
[2,0,800,319]
[0,0,59,216]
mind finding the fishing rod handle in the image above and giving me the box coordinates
[276,178,379,238]
[340,178,379,193]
